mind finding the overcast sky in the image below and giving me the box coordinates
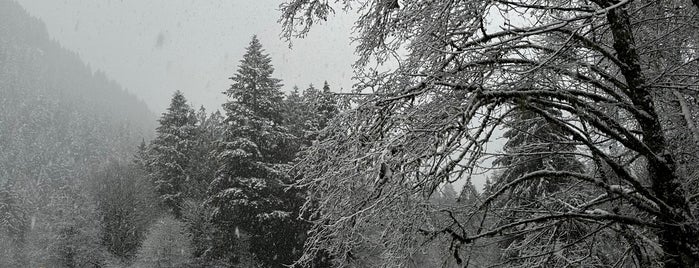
[16,0,357,112]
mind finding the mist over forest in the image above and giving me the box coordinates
[1,0,698,267]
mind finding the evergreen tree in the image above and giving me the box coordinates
[317,81,339,130]
[302,84,323,136]
[284,86,305,136]
[186,107,222,200]
[148,91,198,218]
[492,106,584,200]
[207,35,304,266]
[179,108,223,264]
[285,82,340,146]
[491,105,587,263]
[284,85,313,152]
[133,139,149,171]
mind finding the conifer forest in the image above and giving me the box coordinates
[1,0,699,267]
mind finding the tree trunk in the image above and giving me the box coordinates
[673,90,699,144]
[605,5,699,267]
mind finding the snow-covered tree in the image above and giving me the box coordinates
[318,81,339,131]
[133,139,149,170]
[148,91,198,218]
[493,105,585,203]
[133,216,192,268]
[285,82,340,146]
[0,1,157,266]
[94,161,157,260]
[184,107,223,201]
[282,0,699,267]
[207,35,305,266]
[490,105,594,265]
[284,86,307,140]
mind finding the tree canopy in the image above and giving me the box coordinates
[206,35,307,267]
[281,0,699,267]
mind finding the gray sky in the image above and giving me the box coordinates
[16,0,357,112]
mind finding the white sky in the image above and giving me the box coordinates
[16,0,357,112]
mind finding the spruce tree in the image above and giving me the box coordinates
[284,86,308,144]
[285,82,340,146]
[318,81,339,130]
[148,91,198,218]
[491,105,587,262]
[492,106,584,200]
[300,84,323,143]
[207,35,304,266]
[133,139,149,170]
[185,106,221,200]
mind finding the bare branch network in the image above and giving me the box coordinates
[282,0,699,267]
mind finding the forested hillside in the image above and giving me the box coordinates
[0,0,155,266]
[0,0,154,179]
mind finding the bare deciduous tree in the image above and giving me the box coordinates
[282,0,699,267]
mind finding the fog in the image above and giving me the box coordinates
[17,0,356,112]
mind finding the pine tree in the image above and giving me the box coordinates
[491,105,587,263]
[148,91,198,218]
[133,139,149,170]
[284,86,309,145]
[207,35,304,266]
[303,84,321,132]
[185,106,221,200]
[492,106,584,201]
[318,81,339,130]
[285,82,340,146]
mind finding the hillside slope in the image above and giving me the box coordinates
[0,0,156,265]
[0,0,155,183]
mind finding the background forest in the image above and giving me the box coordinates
[2,0,699,268]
